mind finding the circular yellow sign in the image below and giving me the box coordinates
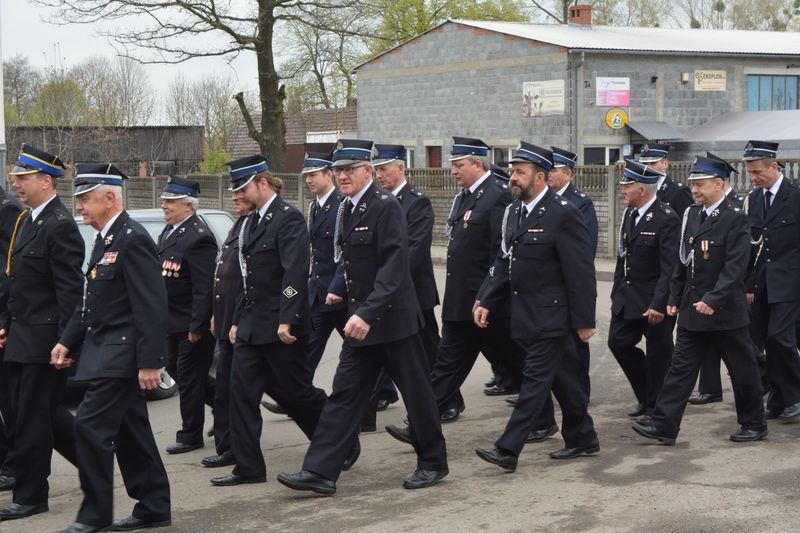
[605,108,628,130]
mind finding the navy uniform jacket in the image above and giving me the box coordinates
[657,176,694,217]
[444,175,512,322]
[481,188,596,340]
[611,201,680,318]
[234,196,310,344]
[337,182,421,347]
[308,189,347,310]
[2,196,84,364]
[158,214,217,335]
[396,183,439,311]
[669,201,750,331]
[0,187,22,362]
[60,212,168,378]
[726,188,744,209]
[212,215,245,341]
[561,182,599,257]
[745,176,800,302]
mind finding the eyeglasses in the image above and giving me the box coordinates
[333,163,368,176]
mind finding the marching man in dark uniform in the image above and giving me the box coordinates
[52,164,171,533]
[158,177,218,455]
[474,142,599,471]
[743,141,800,422]
[362,144,440,429]
[632,155,767,445]
[0,145,82,521]
[278,139,448,494]
[386,137,523,447]
[200,199,250,469]
[638,143,693,217]
[0,180,22,493]
[608,160,680,418]
[689,153,744,406]
[211,156,354,488]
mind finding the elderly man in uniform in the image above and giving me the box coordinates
[278,139,448,494]
[639,143,693,217]
[53,164,171,533]
[385,137,525,449]
[211,155,357,488]
[158,177,218,455]
[0,180,22,493]
[632,155,767,445]
[200,194,250,469]
[474,143,598,471]
[608,159,680,418]
[0,145,82,521]
[743,141,800,422]
[360,144,439,430]
[689,154,745,406]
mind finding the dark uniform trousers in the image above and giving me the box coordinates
[650,327,766,438]
[74,378,170,527]
[230,338,326,479]
[307,307,348,372]
[650,201,765,438]
[304,333,447,481]
[212,339,234,455]
[164,330,216,445]
[6,362,76,504]
[0,359,14,477]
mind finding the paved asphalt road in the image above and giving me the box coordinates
[9,266,800,533]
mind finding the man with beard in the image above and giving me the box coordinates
[474,142,598,471]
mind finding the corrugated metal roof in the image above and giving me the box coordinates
[682,110,800,142]
[628,121,685,141]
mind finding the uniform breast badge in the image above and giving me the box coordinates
[701,240,709,260]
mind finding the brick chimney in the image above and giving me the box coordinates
[568,4,592,26]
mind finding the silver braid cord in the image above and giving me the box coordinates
[332,200,346,264]
[618,207,628,258]
[238,216,250,300]
[743,193,766,271]
[678,207,693,266]
[444,192,459,237]
[500,203,513,258]
[308,200,315,232]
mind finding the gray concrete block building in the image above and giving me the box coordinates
[355,5,800,165]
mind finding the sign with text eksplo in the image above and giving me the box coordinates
[596,77,630,106]
[694,70,726,92]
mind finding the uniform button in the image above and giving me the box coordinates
[513,291,518,295]
[215,278,220,282]
[626,281,630,284]
[121,336,126,341]
[315,275,320,279]
[216,295,220,299]
[224,245,229,248]
[295,314,300,318]
[767,259,771,262]
[10,317,15,321]
[447,273,452,277]
[351,298,356,303]
[87,326,92,331]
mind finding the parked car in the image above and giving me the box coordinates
[71,208,235,400]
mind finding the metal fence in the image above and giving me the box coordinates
[20,159,800,260]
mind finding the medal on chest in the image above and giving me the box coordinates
[463,210,472,229]
[701,239,709,260]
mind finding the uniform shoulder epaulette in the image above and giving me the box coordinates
[658,202,673,215]
[1,199,8,205]
[412,188,422,197]
[54,208,68,221]
[675,181,685,188]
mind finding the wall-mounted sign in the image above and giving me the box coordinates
[522,80,565,117]
[605,108,629,130]
[596,77,630,106]
[694,70,726,92]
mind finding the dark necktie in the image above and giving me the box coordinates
[159,225,173,246]
[312,201,320,224]
[628,209,639,236]
[463,189,472,201]
[699,210,708,224]
[519,205,529,227]
[90,232,104,266]
[764,190,773,214]
[342,199,353,228]
[249,213,260,236]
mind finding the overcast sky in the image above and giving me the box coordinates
[1,0,260,103]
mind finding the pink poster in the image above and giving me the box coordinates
[596,77,630,107]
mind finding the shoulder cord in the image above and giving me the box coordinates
[444,192,459,237]
[238,216,250,301]
[743,193,765,267]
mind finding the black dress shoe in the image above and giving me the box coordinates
[440,403,465,423]
[549,442,600,459]
[475,447,518,472]
[0,502,49,520]
[483,384,517,396]
[779,402,800,422]
[107,515,171,531]
[0,474,15,491]
[57,523,102,533]
[342,440,360,471]
[201,450,235,468]
[261,400,287,415]
[210,473,266,486]
[277,470,335,495]
[166,442,203,454]
[688,393,723,405]
[730,428,768,442]
[626,403,646,417]
[403,468,449,489]
[485,374,498,387]
[376,396,399,412]
[385,424,412,445]
[632,421,676,445]
[525,423,559,443]
[505,395,519,406]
